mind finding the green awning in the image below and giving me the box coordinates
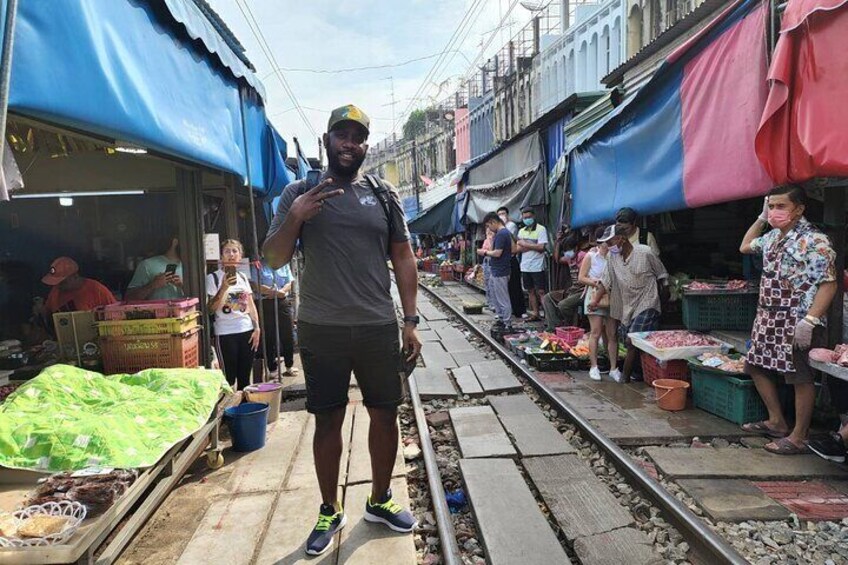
[408,192,456,237]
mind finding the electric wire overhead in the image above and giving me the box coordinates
[395,0,490,136]
[234,0,318,138]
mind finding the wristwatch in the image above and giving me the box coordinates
[804,315,823,327]
[403,315,420,326]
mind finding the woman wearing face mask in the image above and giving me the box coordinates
[579,227,619,382]
[740,185,837,455]
[207,239,262,390]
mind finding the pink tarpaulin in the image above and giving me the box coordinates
[755,0,848,184]
[681,0,772,208]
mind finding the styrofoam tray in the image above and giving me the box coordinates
[629,331,731,361]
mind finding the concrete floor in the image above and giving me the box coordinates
[119,393,416,565]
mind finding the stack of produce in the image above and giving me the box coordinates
[694,352,745,374]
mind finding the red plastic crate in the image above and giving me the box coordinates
[101,328,200,374]
[555,326,585,346]
[641,354,690,386]
[95,298,199,321]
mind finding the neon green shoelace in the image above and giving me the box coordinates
[315,512,337,532]
[372,497,403,515]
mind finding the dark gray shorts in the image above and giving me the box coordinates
[299,321,402,414]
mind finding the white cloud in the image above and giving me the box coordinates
[207,0,535,155]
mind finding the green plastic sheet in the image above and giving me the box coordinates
[0,364,229,472]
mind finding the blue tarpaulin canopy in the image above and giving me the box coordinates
[6,0,289,195]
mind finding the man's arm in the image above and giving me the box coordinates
[808,281,838,319]
[126,275,168,301]
[391,240,422,362]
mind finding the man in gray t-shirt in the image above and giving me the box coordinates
[264,104,420,555]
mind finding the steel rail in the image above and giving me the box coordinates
[408,374,463,565]
[418,281,748,565]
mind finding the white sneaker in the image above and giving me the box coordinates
[610,369,624,383]
[589,367,602,381]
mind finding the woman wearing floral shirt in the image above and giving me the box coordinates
[740,185,837,455]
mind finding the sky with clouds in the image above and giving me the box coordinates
[206,0,540,156]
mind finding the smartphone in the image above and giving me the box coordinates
[165,264,178,276]
[399,348,417,379]
[306,169,322,188]
[224,265,237,278]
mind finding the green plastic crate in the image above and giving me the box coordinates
[690,365,766,425]
[682,292,758,331]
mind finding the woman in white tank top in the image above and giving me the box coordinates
[578,227,621,382]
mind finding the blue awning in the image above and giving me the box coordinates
[162,0,266,99]
[7,0,288,194]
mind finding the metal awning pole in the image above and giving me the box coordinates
[238,85,266,383]
[0,0,19,158]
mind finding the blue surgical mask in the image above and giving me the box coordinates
[563,250,576,260]
[609,245,621,255]
[522,218,534,227]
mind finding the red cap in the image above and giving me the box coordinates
[42,257,79,286]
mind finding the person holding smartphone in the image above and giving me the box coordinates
[126,233,184,300]
[206,239,261,390]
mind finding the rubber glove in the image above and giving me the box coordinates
[794,318,814,349]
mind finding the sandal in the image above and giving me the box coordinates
[283,367,299,377]
[741,421,786,439]
[764,437,810,456]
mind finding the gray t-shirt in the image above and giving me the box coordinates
[267,174,410,326]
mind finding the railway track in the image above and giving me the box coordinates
[407,279,750,565]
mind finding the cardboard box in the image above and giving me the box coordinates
[53,311,100,365]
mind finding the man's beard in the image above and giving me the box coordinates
[327,149,365,177]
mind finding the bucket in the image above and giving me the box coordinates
[224,402,270,452]
[245,382,283,424]
[653,378,690,412]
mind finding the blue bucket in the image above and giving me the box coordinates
[224,402,269,452]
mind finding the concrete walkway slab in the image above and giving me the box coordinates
[573,527,660,565]
[488,395,575,457]
[413,367,457,399]
[450,349,489,367]
[471,360,523,393]
[226,410,308,494]
[421,342,457,371]
[453,366,484,396]
[177,492,276,565]
[450,406,516,458]
[435,326,467,343]
[346,404,405,485]
[337,479,417,564]
[524,455,633,540]
[646,447,848,479]
[460,458,571,565]
[418,304,448,321]
[677,479,791,522]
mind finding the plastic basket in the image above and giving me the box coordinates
[528,352,578,372]
[95,312,200,337]
[101,328,200,374]
[641,354,690,386]
[690,366,767,425]
[555,326,585,346]
[96,298,199,321]
[682,292,758,331]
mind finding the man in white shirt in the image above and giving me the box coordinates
[516,207,549,321]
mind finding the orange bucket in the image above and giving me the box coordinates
[653,378,690,411]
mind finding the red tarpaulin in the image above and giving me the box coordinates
[755,0,848,184]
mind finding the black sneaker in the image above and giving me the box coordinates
[807,433,847,464]
[364,489,418,533]
[305,502,346,556]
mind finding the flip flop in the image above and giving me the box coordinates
[764,437,810,456]
[741,421,786,439]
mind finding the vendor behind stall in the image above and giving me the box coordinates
[125,233,184,300]
[42,257,117,319]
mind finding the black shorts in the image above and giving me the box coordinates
[299,321,402,414]
[521,271,548,292]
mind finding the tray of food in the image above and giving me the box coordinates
[629,330,730,361]
[683,280,758,295]
[0,501,86,547]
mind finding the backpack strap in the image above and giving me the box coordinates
[639,228,648,246]
[365,174,395,254]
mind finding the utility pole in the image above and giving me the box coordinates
[411,140,421,212]
[317,137,324,168]
[383,76,398,143]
